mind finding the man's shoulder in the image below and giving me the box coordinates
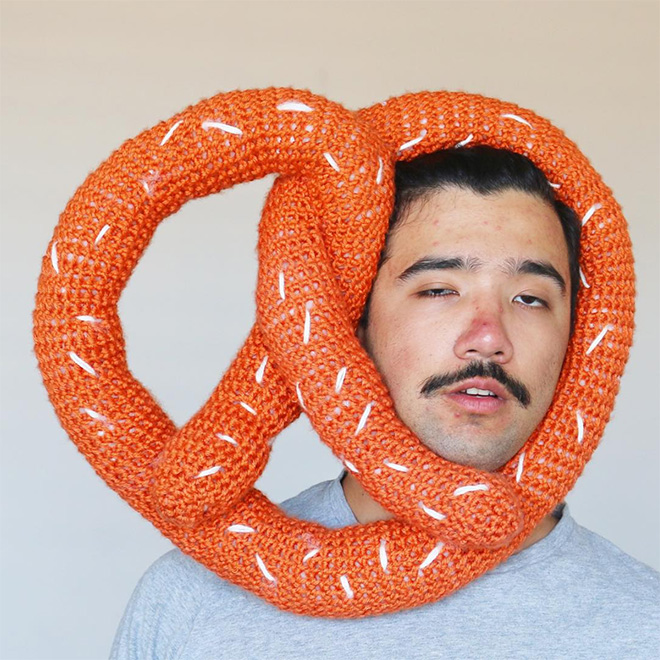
[110,546,273,659]
[493,506,658,602]
[141,545,209,583]
[135,546,242,603]
[137,546,256,614]
[563,516,659,599]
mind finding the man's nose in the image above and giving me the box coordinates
[453,308,514,364]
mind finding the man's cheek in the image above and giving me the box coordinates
[387,339,426,391]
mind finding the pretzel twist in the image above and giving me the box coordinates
[34,88,634,616]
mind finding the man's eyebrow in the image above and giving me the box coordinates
[397,256,482,281]
[503,258,567,295]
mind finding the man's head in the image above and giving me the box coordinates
[358,147,581,471]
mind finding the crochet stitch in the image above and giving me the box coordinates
[33,88,634,617]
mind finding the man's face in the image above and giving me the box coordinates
[359,186,572,471]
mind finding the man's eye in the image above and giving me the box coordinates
[513,294,547,308]
[419,288,457,298]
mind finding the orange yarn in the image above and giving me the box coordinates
[33,89,634,617]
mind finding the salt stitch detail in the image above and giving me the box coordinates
[419,502,446,521]
[398,132,425,152]
[355,402,373,435]
[202,121,243,136]
[50,242,59,274]
[516,452,525,483]
[453,484,489,496]
[160,120,183,146]
[581,203,602,226]
[340,575,354,599]
[94,224,110,245]
[549,182,561,189]
[295,382,306,410]
[216,433,238,446]
[303,307,311,344]
[278,271,286,300]
[384,460,409,473]
[68,351,96,376]
[82,408,106,422]
[277,101,313,113]
[335,367,347,394]
[501,113,533,128]
[576,411,584,445]
[324,152,340,172]
[238,401,257,415]
[227,524,255,533]
[303,548,320,563]
[255,553,276,583]
[139,170,159,197]
[344,459,359,473]
[76,315,101,324]
[455,134,474,148]
[586,324,613,356]
[376,157,384,185]
[419,542,445,571]
[379,539,388,574]
[195,465,223,478]
[579,268,590,289]
[255,355,268,384]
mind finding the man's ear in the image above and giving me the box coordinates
[356,318,376,362]
[356,291,372,349]
[356,319,367,347]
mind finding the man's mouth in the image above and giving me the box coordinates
[444,378,508,414]
[447,376,508,400]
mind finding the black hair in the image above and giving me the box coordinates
[361,146,581,330]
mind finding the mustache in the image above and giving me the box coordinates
[420,361,531,408]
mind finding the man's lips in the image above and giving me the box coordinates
[444,378,508,414]
[446,377,508,400]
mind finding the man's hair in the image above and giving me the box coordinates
[361,146,581,330]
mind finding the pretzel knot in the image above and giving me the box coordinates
[34,88,634,616]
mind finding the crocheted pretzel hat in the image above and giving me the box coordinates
[34,88,634,617]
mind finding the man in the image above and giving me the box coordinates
[111,147,658,659]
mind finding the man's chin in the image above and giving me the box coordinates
[419,437,521,473]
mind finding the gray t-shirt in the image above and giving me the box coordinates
[111,474,659,659]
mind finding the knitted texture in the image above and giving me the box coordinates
[33,89,635,617]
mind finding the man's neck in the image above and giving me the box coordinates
[341,471,559,552]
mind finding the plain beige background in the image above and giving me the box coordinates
[1,1,658,658]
